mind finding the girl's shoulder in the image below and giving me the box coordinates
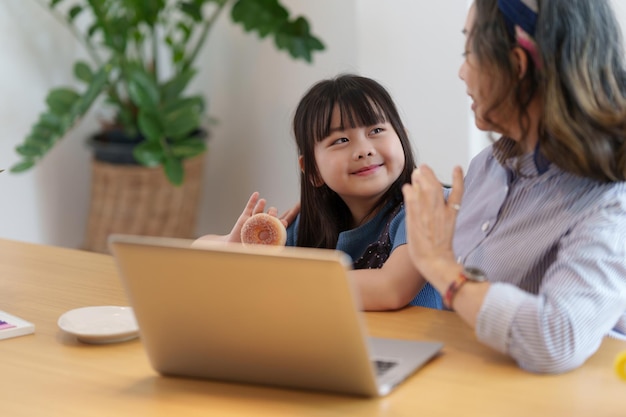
[285,214,300,247]
[386,201,407,244]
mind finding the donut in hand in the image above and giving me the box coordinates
[240,213,287,246]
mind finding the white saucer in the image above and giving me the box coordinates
[58,306,139,344]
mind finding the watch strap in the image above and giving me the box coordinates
[443,272,469,310]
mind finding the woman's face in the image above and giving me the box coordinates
[459,5,513,136]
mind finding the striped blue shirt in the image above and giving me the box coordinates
[453,138,626,373]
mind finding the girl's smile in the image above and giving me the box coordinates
[352,164,383,176]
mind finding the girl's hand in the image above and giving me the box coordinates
[401,165,464,279]
[224,192,269,243]
[194,192,297,244]
[277,202,300,228]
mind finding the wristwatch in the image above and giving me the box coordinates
[443,266,487,310]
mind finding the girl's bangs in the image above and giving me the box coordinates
[312,91,387,142]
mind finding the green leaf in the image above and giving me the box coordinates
[38,112,62,131]
[10,160,35,173]
[179,2,203,22]
[69,66,109,119]
[273,17,325,63]
[74,61,93,83]
[231,0,289,38]
[16,144,44,157]
[31,123,56,139]
[115,106,138,134]
[173,49,185,65]
[100,17,130,53]
[87,23,99,39]
[133,141,164,167]
[137,110,163,142]
[160,68,197,101]
[50,0,64,8]
[11,61,110,175]
[27,135,52,149]
[170,138,207,158]
[128,69,160,110]
[45,88,80,116]
[175,22,192,43]
[164,156,184,186]
[162,98,202,139]
[132,0,166,26]
[68,5,83,21]
[230,1,324,62]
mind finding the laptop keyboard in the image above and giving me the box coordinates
[373,359,398,376]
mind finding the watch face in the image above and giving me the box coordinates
[463,266,487,282]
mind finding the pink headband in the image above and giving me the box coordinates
[498,0,542,69]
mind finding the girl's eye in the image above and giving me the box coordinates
[371,127,384,135]
[331,137,349,145]
[462,50,471,58]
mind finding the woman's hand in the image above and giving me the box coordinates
[401,165,464,279]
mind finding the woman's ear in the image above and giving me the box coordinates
[511,46,529,80]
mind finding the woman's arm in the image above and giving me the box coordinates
[474,201,626,373]
[402,165,488,323]
[402,164,626,373]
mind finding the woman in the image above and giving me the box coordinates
[402,0,626,373]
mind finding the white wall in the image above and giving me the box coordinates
[198,0,469,236]
[0,1,94,248]
[1,1,624,247]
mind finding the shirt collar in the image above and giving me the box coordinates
[494,137,551,178]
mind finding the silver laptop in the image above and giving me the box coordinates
[109,234,443,397]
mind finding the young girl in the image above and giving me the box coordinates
[198,74,441,311]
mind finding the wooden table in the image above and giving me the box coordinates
[0,239,624,416]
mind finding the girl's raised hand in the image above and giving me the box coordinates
[277,202,301,228]
[194,192,295,244]
[401,165,464,278]
[224,192,269,243]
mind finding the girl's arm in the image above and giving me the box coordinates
[350,245,427,311]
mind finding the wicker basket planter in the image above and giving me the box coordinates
[83,155,205,254]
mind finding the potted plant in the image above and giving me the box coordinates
[11,0,325,252]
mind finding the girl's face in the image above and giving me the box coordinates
[310,105,405,213]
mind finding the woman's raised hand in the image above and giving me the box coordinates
[401,165,464,278]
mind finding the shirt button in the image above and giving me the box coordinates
[481,221,490,232]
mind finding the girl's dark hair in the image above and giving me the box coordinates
[472,0,626,182]
[292,74,417,248]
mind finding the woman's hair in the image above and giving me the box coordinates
[292,74,417,248]
[472,0,626,182]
